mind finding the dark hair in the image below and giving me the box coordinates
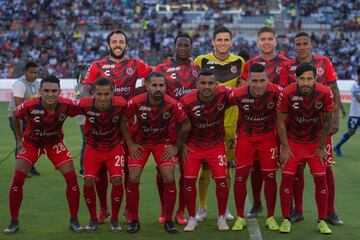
[213,26,232,40]
[40,75,60,88]
[106,29,128,45]
[295,32,310,39]
[257,26,276,37]
[24,62,38,70]
[174,33,192,45]
[238,49,250,62]
[198,68,215,78]
[249,63,266,74]
[145,71,165,83]
[295,62,316,77]
[93,77,114,91]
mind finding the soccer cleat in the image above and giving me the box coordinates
[279,219,291,233]
[85,219,98,232]
[30,167,40,176]
[184,217,197,232]
[124,209,132,224]
[69,219,83,232]
[175,211,188,225]
[326,212,344,225]
[164,221,178,234]
[232,217,246,231]
[289,212,304,223]
[265,216,279,231]
[318,220,332,234]
[225,208,234,220]
[4,219,19,234]
[246,203,263,218]
[127,220,140,234]
[217,215,229,231]
[333,145,343,157]
[110,220,122,232]
[195,208,207,222]
[97,208,110,224]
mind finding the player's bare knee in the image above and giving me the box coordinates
[15,159,33,173]
[84,177,95,186]
[111,176,122,185]
[162,174,175,183]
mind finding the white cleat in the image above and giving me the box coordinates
[225,208,234,221]
[184,217,197,232]
[195,208,207,222]
[217,215,229,231]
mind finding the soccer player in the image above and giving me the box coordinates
[277,63,334,234]
[8,62,41,177]
[334,67,360,156]
[193,26,245,221]
[232,63,281,231]
[121,72,191,234]
[4,75,82,234]
[77,77,127,232]
[241,27,289,218]
[82,29,152,224]
[180,68,235,232]
[279,32,342,225]
[155,33,198,225]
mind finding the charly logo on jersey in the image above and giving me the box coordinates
[59,114,66,121]
[163,112,170,119]
[230,65,237,74]
[267,101,275,109]
[112,115,120,123]
[243,104,250,111]
[30,109,45,115]
[316,67,324,76]
[126,67,134,75]
[276,66,282,74]
[315,101,323,109]
[217,103,224,111]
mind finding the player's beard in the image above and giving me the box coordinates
[299,85,314,95]
[109,47,126,60]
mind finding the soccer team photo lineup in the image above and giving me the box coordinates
[1,2,360,239]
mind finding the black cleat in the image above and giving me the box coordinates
[289,212,304,223]
[85,219,98,232]
[326,212,343,225]
[4,219,19,234]
[164,221,178,234]
[246,203,263,218]
[30,167,40,176]
[127,220,140,234]
[69,219,83,232]
[110,220,122,232]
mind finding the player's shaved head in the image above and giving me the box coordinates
[107,29,128,45]
[93,77,114,91]
[40,75,60,88]
[295,63,316,78]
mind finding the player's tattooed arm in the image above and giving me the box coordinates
[329,82,340,135]
[314,110,333,163]
[277,112,293,168]
[120,115,143,160]
[161,119,191,161]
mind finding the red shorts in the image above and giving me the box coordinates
[17,140,72,169]
[283,140,326,175]
[128,143,177,169]
[83,144,125,179]
[183,142,227,179]
[235,131,278,171]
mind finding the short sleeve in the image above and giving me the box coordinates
[12,81,26,98]
[172,102,188,123]
[82,63,99,84]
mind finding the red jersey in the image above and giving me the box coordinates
[125,93,188,145]
[277,82,335,144]
[279,54,337,87]
[180,86,235,147]
[233,83,281,135]
[155,58,199,100]
[15,97,77,147]
[77,96,127,150]
[241,54,289,85]
[83,56,152,100]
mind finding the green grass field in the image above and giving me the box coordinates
[0,102,359,240]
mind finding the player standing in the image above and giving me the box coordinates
[4,75,82,234]
[193,26,245,221]
[277,63,334,234]
[121,72,191,234]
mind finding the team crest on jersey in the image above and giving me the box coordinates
[316,67,324,76]
[163,112,170,119]
[59,114,66,121]
[217,103,225,111]
[267,101,275,109]
[276,66,282,74]
[192,70,198,77]
[315,101,323,109]
[126,68,134,75]
[19,147,26,154]
[112,116,120,123]
[230,65,237,74]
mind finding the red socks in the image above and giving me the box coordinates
[126,182,140,221]
[64,170,80,220]
[9,171,27,220]
[215,178,228,217]
[314,175,328,220]
[184,178,197,217]
[177,164,186,213]
[326,166,335,214]
[163,182,176,221]
[234,166,251,217]
[280,173,294,219]
[293,169,304,214]
[250,158,263,205]
[263,171,277,217]
[83,184,97,220]
[111,184,124,222]
[156,168,164,213]
[95,165,108,211]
